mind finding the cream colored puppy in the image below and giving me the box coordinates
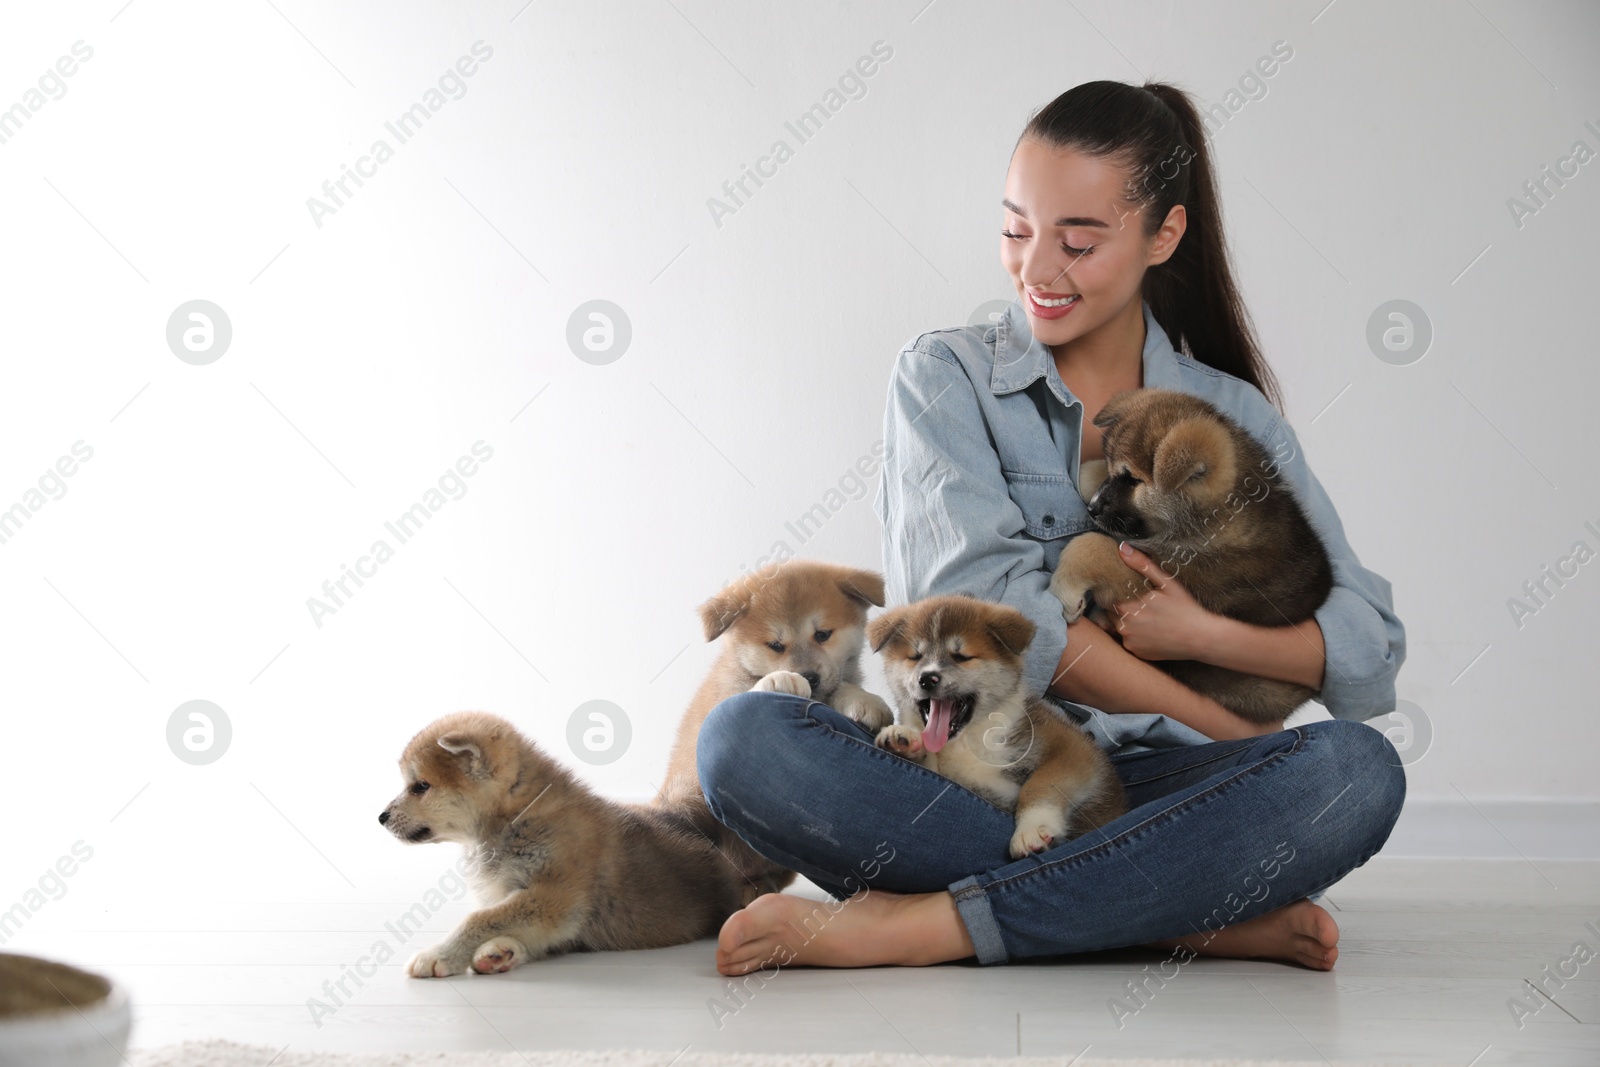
[655,558,892,896]
[380,711,747,976]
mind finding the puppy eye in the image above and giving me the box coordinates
[814,629,832,643]
[906,652,923,662]
[767,641,785,653]
[409,781,430,795]
[951,653,973,663]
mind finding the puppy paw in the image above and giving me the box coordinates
[1077,459,1108,503]
[876,724,924,759]
[471,936,530,974]
[1048,569,1091,624]
[837,689,893,733]
[754,670,811,697]
[1008,804,1070,859]
[406,944,469,978]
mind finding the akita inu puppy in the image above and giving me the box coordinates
[867,594,1127,859]
[655,558,893,897]
[380,711,747,977]
[1050,387,1334,724]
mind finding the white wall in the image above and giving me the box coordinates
[1,0,1595,909]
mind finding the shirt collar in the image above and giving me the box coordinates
[990,296,1184,403]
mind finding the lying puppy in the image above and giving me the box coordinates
[868,594,1126,859]
[1051,388,1334,724]
[380,711,747,977]
[654,558,893,896]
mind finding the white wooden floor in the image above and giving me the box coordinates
[9,858,1598,1065]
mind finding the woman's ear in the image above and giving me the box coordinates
[1146,202,1187,267]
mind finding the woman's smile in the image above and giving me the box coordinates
[1026,291,1081,319]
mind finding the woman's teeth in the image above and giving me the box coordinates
[1034,294,1078,307]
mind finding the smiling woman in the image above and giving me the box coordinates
[695,78,1407,976]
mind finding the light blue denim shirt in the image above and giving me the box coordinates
[872,297,1406,756]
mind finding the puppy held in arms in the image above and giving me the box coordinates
[379,711,748,977]
[868,594,1127,859]
[1052,387,1334,725]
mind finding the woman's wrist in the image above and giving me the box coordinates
[1189,612,1326,691]
[1188,610,1235,664]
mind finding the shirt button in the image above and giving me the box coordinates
[1043,514,1055,526]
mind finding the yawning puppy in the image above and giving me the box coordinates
[867,594,1126,858]
[655,558,893,897]
[380,711,747,977]
[1050,387,1334,724]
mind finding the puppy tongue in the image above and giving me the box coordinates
[923,698,954,753]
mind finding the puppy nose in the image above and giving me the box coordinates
[800,670,821,689]
[378,810,390,825]
[918,670,941,691]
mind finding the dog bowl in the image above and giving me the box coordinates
[0,953,131,1067]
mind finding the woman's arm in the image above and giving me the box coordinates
[1048,616,1282,741]
[874,342,1081,702]
[1192,614,1327,691]
[1258,415,1405,719]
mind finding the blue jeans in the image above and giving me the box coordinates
[697,691,1405,965]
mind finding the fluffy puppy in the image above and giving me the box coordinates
[1051,388,1334,724]
[868,594,1126,859]
[380,711,747,977]
[654,558,893,897]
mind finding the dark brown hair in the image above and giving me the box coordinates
[1017,80,1284,413]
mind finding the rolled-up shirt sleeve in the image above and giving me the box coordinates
[872,341,1070,699]
[1259,412,1406,721]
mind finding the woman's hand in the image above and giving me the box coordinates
[1097,541,1328,695]
[1095,542,1220,662]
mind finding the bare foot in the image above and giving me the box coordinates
[1142,898,1339,970]
[715,889,974,975]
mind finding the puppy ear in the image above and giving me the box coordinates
[1152,416,1232,493]
[698,562,779,641]
[836,568,886,610]
[985,608,1036,658]
[1091,388,1139,432]
[866,606,909,653]
[698,586,749,642]
[437,732,482,764]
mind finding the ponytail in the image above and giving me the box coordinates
[1018,80,1284,414]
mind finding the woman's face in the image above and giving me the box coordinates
[1000,138,1183,350]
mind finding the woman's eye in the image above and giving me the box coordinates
[767,641,785,653]
[409,781,430,795]
[1001,230,1094,257]
[814,629,832,643]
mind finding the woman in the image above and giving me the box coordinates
[695,80,1406,974]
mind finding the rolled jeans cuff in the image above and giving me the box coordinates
[948,874,1008,965]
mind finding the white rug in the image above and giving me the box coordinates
[127,1039,1413,1067]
